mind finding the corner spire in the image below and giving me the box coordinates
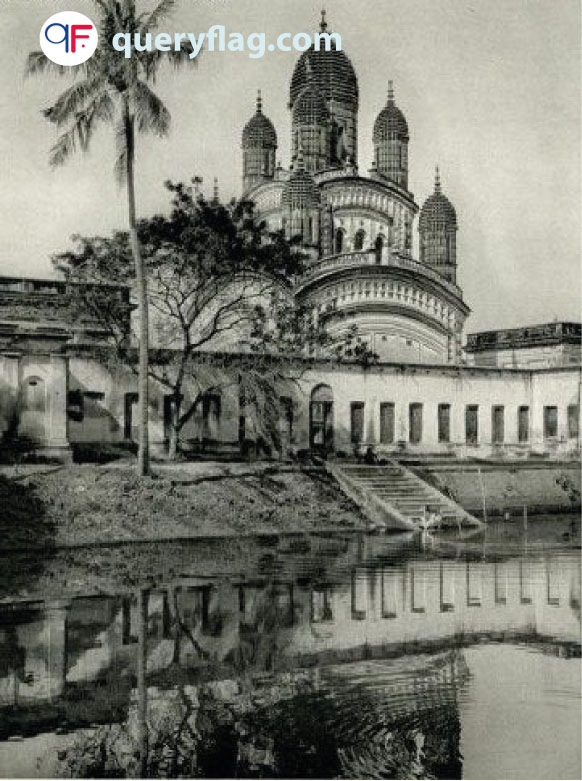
[212,177,219,203]
[387,80,394,103]
[320,9,327,32]
[434,165,441,194]
[256,89,262,113]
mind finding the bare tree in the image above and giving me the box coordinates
[55,181,376,459]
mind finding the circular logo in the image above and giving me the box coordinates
[40,11,98,66]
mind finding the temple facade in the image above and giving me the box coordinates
[241,16,466,365]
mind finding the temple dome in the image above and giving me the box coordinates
[281,149,320,209]
[419,170,457,230]
[373,85,409,143]
[289,14,358,110]
[242,92,277,148]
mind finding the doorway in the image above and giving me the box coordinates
[310,384,334,454]
[19,376,46,442]
[124,393,139,441]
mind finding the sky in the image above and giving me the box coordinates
[0,0,580,332]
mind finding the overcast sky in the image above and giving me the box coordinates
[0,0,580,332]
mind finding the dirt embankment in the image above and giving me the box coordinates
[0,465,366,550]
[416,463,581,517]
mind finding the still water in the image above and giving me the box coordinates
[0,518,580,779]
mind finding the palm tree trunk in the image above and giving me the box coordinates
[124,98,150,477]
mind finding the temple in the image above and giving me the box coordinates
[0,13,580,461]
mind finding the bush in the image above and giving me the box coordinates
[71,442,137,464]
[0,433,61,465]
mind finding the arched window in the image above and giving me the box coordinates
[387,217,394,248]
[22,376,46,412]
[375,234,385,264]
[354,229,365,251]
[334,228,344,254]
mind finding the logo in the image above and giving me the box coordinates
[40,11,98,66]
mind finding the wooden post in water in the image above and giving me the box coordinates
[478,467,488,524]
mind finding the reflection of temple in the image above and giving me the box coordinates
[0,542,579,713]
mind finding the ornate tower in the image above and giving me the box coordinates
[281,146,321,247]
[372,81,409,189]
[241,91,277,193]
[419,168,458,283]
[289,12,359,170]
[291,65,330,173]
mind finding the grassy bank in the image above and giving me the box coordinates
[0,464,367,550]
[415,462,581,517]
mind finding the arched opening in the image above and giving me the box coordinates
[22,376,46,412]
[387,217,394,248]
[354,229,365,251]
[310,384,334,454]
[375,234,385,264]
[334,228,344,254]
[19,376,46,442]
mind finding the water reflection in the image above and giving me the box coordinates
[0,522,580,778]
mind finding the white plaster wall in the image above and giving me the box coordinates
[531,367,582,452]
[57,356,581,458]
[290,364,579,456]
[67,356,241,448]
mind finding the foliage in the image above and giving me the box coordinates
[54,180,377,457]
[27,0,197,475]
[26,0,193,179]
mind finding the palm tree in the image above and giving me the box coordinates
[27,0,193,476]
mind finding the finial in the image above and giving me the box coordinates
[435,165,441,193]
[320,9,327,32]
[387,80,394,103]
[212,176,219,202]
[256,89,262,113]
[192,175,203,196]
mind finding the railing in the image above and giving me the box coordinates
[0,275,129,296]
[298,251,464,298]
[466,322,582,351]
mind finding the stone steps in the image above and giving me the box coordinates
[331,462,484,531]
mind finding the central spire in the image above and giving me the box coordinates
[320,8,327,32]
[435,165,441,193]
[387,80,394,103]
[256,89,262,113]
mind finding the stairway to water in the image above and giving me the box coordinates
[329,461,484,532]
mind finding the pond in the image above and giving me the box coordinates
[0,517,579,779]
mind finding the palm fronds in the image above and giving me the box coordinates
[133,80,171,136]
